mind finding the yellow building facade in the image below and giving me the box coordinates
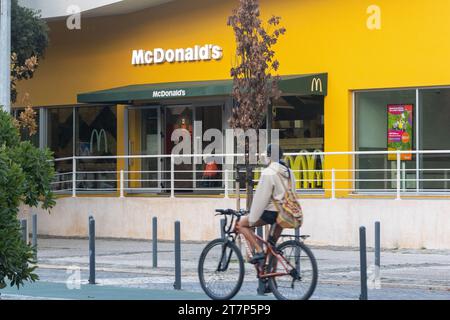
[16,0,450,197]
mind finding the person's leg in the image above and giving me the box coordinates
[272,224,283,243]
[237,216,266,253]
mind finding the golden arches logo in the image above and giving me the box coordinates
[311,78,323,93]
[253,151,323,190]
[90,129,108,154]
[285,151,323,189]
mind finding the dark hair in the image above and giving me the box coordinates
[267,144,284,161]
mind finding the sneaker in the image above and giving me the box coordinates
[249,252,265,265]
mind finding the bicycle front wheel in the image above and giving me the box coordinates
[268,240,318,300]
[198,238,245,300]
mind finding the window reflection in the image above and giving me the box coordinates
[76,106,117,192]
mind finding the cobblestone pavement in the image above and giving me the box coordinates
[1,238,449,300]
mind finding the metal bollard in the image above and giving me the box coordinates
[359,226,368,300]
[295,227,301,273]
[375,222,381,268]
[374,221,381,288]
[152,217,158,268]
[88,216,96,285]
[32,214,38,260]
[21,219,27,243]
[174,221,181,290]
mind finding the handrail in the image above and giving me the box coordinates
[49,150,450,199]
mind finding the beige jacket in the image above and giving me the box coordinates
[248,161,296,226]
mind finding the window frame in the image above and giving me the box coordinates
[353,85,450,195]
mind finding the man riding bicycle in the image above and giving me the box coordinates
[237,144,297,264]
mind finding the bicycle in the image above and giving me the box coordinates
[198,209,318,300]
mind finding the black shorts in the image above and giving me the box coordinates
[260,210,278,225]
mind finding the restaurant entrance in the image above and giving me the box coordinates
[165,105,194,191]
[164,104,223,192]
[79,74,327,195]
[128,106,163,192]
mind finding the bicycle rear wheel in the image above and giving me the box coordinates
[198,238,245,300]
[268,240,318,300]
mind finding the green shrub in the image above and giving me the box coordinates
[0,110,55,289]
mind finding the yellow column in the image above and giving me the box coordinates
[127,107,142,189]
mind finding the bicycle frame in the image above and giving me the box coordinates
[230,221,298,280]
[253,233,297,279]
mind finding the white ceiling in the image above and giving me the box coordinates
[19,0,174,19]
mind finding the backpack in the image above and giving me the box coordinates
[271,171,304,229]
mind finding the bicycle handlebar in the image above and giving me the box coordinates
[215,209,248,236]
[215,209,249,217]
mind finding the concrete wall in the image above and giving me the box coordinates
[19,197,450,250]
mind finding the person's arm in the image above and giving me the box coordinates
[248,171,273,226]
[290,169,297,192]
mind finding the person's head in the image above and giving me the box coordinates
[266,143,284,163]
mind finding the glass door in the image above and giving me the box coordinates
[194,105,223,192]
[141,107,162,190]
[165,105,194,192]
[128,106,162,192]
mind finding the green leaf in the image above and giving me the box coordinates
[0,111,53,290]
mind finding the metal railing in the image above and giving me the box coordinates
[51,150,450,199]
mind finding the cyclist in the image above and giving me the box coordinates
[236,144,296,264]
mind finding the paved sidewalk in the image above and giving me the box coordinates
[1,271,449,300]
[1,238,449,300]
[0,280,264,300]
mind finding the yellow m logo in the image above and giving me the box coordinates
[311,78,323,93]
[254,151,324,190]
[90,129,108,154]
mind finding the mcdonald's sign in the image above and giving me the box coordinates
[311,77,323,93]
[90,129,108,154]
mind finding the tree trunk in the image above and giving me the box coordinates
[245,139,254,211]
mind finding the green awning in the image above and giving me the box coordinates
[77,73,327,104]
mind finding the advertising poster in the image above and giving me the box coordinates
[387,104,414,161]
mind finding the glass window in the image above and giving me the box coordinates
[273,96,324,152]
[272,96,324,191]
[48,107,74,158]
[355,90,417,192]
[47,107,74,192]
[419,89,450,191]
[76,106,117,192]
